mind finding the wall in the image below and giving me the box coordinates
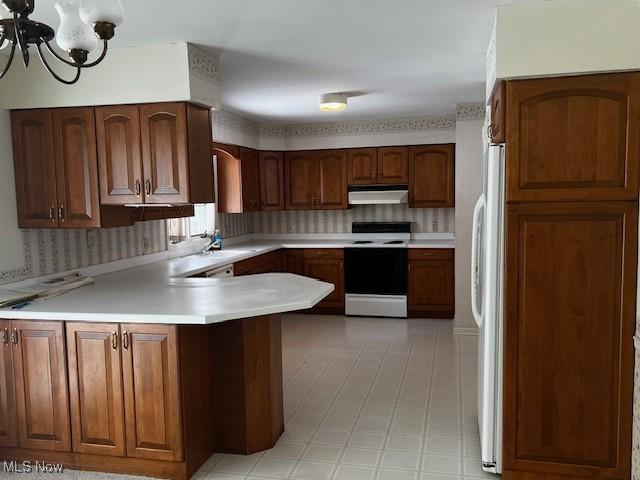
[251,206,453,235]
[1,43,221,109]
[453,106,486,334]
[490,0,640,90]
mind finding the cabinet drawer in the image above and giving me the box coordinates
[408,249,453,261]
[303,249,344,260]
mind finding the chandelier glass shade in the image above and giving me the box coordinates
[0,0,124,84]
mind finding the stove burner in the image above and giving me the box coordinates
[353,240,374,244]
[384,240,405,245]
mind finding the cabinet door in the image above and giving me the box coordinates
[0,321,17,448]
[409,144,455,208]
[304,252,345,309]
[285,151,317,210]
[259,151,285,211]
[66,323,125,457]
[504,202,636,479]
[96,105,143,205]
[140,103,189,204]
[317,150,348,209]
[121,324,183,461]
[506,73,640,203]
[282,250,304,275]
[53,108,101,228]
[11,109,59,228]
[348,148,377,185]
[12,320,70,452]
[240,147,260,211]
[408,257,454,318]
[377,146,408,184]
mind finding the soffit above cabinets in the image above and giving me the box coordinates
[0,43,221,110]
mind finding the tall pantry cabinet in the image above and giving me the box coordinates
[497,72,639,480]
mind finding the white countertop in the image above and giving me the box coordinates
[0,236,453,325]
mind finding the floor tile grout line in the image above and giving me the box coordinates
[418,319,442,473]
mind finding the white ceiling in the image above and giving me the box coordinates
[30,0,534,123]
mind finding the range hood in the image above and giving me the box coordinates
[348,185,409,205]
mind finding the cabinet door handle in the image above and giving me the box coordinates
[145,179,151,196]
[1,328,8,345]
[49,206,56,222]
[135,179,141,197]
[59,205,65,223]
[112,331,118,351]
[122,331,129,349]
[11,328,18,346]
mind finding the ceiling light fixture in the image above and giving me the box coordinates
[319,92,348,112]
[0,0,124,85]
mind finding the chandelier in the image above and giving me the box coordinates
[0,0,124,84]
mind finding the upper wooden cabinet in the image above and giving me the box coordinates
[285,150,347,210]
[12,108,102,228]
[285,151,317,210]
[214,144,260,213]
[347,147,408,185]
[317,149,348,209]
[408,144,455,208]
[12,109,59,228]
[96,102,214,206]
[505,73,640,203]
[239,147,260,212]
[377,146,408,184]
[348,148,377,185]
[259,151,285,211]
[96,105,143,205]
[52,108,102,228]
[504,201,636,479]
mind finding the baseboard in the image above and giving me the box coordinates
[453,327,479,336]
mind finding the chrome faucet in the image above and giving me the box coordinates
[200,232,215,255]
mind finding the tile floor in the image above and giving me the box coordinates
[195,314,488,480]
[0,314,488,480]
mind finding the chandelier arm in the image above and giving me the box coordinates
[0,40,17,79]
[36,42,81,85]
[41,39,77,67]
[82,40,108,68]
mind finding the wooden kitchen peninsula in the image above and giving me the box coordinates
[0,256,334,479]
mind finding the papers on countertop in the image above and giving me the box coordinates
[1,272,95,307]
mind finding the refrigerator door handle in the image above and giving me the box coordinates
[471,194,486,328]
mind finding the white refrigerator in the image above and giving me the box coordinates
[471,143,505,474]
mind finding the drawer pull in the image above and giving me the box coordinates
[11,328,18,346]
[1,328,8,345]
[112,331,118,351]
[122,331,129,349]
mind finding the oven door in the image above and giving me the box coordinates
[345,248,408,295]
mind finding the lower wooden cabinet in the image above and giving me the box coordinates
[281,249,304,275]
[234,251,281,276]
[122,324,183,462]
[0,320,18,448]
[13,320,71,452]
[408,249,454,318]
[303,249,345,310]
[66,323,125,457]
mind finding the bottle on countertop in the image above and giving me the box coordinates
[212,229,222,250]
